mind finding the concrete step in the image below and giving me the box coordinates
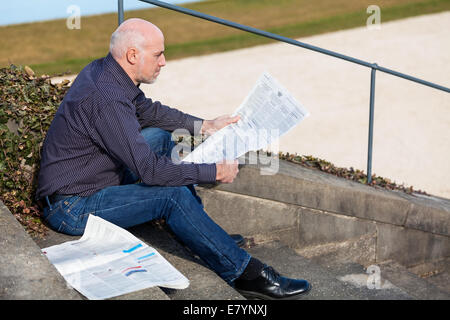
[204,154,450,271]
[198,186,379,266]
[244,240,450,300]
[376,261,450,300]
[4,191,448,301]
[33,220,244,300]
[0,202,81,299]
[406,258,450,294]
[301,249,450,300]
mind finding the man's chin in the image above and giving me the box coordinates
[137,77,156,85]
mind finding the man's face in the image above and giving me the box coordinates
[136,34,166,84]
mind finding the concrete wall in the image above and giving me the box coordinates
[199,153,450,268]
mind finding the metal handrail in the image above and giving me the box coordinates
[118,0,450,183]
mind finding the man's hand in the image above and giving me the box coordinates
[201,114,241,136]
[215,160,239,184]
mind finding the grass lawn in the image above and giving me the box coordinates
[1,0,449,76]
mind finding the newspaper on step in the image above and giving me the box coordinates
[42,215,189,300]
[182,72,310,164]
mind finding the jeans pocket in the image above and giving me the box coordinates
[41,206,52,221]
[42,204,64,232]
[60,196,84,221]
[57,220,84,236]
[60,196,82,211]
[44,197,87,235]
[75,212,92,233]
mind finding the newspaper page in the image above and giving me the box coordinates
[182,72,310,164]
[42,215,189,300]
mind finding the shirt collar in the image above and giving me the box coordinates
[104,52,143,102]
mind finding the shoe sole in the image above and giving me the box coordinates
[237,283,312,300]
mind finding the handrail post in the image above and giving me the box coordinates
[367,64,377,184]
[118,0,124,25]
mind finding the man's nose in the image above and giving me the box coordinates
[159,54,166,67]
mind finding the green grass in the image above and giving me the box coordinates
[29,57,98,77]
[4,0,449,76]
[164,0,449,60]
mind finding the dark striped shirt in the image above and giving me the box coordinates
[36,53,216,199]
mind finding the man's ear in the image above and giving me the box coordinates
[126,48,138,65]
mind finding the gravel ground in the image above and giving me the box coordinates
[54,12,450,198]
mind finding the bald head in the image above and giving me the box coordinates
[110,18,162,60]
[109,18,166,85]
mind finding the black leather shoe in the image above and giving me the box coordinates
[234,265,311,300]
[231,234,245,247]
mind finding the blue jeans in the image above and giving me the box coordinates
[41,127,251,284]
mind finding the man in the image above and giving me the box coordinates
[36,18,310,299]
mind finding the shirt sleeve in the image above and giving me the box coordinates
[93,99,216,186]
[134,92,203,135]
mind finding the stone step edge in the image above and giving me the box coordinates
[209,153,450,237]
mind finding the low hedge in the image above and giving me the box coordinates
[0,65,70,237]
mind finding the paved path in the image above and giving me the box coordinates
[143,12,450,198]
[53,12,450,198]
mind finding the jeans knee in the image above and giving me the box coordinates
[141,127,174,157]
[164,186,199,217]
[141,127,171,142]
[171,186,196,203]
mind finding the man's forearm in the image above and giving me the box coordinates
[136,96,203,134]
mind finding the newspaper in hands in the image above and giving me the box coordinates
[182,72,310,164]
